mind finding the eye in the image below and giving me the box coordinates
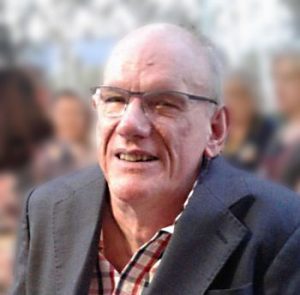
[102,96,126,104]
[149,93,186,111]
[155,100,179,109]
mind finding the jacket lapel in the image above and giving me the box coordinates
[143,157,251,295]
[52,167,106,295]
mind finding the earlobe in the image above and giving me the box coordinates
[204,145,215,158]
[204,106,229,158]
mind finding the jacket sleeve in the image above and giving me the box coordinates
[9,189,35,295]
[264,224,300,294]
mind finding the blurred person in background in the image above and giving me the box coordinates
[261,47,300,192]
[0,68,52,294]
[0,173,18,295]
[223,70,276,171]
[24,66,52,115]
[32,90,96,183]
[0,173,19,233]
[0,228,15,295]
[0,68,52,178]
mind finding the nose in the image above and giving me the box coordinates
[115,98,152,139]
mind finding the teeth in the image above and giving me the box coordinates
[119,153,154,162]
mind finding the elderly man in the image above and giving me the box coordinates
[12,24,300,295]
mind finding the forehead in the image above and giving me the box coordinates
[103,36,211,94]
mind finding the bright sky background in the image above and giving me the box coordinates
[0,0,298,104]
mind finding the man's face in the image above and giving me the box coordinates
[96,37,215,202]
[273,57,300,117]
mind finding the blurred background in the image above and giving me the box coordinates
[1,0,300,293]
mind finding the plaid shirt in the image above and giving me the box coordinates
[89,182,197,295]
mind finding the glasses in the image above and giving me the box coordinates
[90,86,218,119]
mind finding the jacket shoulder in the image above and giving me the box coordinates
[208,157,300,238]
[27,165,103,212]
[242,172,300,229]
[217,164,300,257]
[214,157,300,218]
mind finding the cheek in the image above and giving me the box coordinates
[156,117,191,155]
[178,117,193,138]
[158,115,209,166]
[96,119,117,172]
[181,115,211,157]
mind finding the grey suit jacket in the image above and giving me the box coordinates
[11,156,300,295]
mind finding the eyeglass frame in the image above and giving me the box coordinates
[90,85,218,118]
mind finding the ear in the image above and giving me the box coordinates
[204,106,229,158]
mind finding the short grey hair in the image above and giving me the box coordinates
[206,43,225,105]
[186,26,226,105]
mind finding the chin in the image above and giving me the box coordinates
[108,176,156,202]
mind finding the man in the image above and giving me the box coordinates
[11,24,300,295]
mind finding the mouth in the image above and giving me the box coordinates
[116,152,159,163]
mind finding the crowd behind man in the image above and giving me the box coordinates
[223,47,300,193]
[0,39,300,294]
[0,69,96,294]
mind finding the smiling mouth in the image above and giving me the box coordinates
[116,153,158,162]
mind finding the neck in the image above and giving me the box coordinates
[113,191,187,248]
[101,188,191,271]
